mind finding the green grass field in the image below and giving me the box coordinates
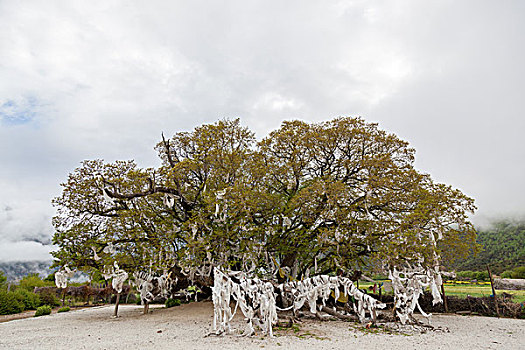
[443,283,525,304]
[358,281,525,304]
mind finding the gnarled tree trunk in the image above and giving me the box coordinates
[113,292,121,317]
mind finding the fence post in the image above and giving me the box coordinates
[486,264,500,317]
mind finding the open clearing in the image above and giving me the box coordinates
[0,302,523,350]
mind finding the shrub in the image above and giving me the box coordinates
[38,290,60,307]
[511,266,525,279]
[57,306,70,313]
[34,305,52,317]
[186,286,201,301]
[475,271,489,282]
[165,298,181,308]
[18,274,48,292]
[0,291,25,315]
[501,270,513,278]
[457,270,489,281]
[14,289,41,310]
[456,271,474,280]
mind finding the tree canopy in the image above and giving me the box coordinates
[52,117,477,283]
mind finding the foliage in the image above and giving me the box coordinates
[51,118,477,282]
[14,289,41,310]
[0,271,6,289]
[456,270,489,281]
[443,282,525,304]
[0,291,25,315]
[38,290,60,307]
[511,266,525,279]
[57,306,70,313]
[501,266,525,279]
[450,219,525,273]
[501,270,513,278]
[0,288,50,315]
[165,298,181,308]
[17,273,51,292]
[0,274,59,315]
[90,270,106,284]
[34,305,52,317]
[44,273,55,282]
[186,285,201,300]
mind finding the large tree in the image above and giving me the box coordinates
[52,117,477,286]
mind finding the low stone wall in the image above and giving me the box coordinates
[494,278,525,291]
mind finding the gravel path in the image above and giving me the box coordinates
[0,301,523,349]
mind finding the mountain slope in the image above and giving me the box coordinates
[452,219,525,273]
[0,261,52,281]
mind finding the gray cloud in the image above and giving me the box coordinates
[0,0,523,260]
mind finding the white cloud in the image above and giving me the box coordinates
[253,92,303,112]
[0,0,524,259]
[0,241,55,262]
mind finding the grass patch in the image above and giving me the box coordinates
[58,306,70,313]
[349,322,411,336]
[445,284,525,303]
[444,284,525,303]
[274,322,329,340]
[165,298,181,308]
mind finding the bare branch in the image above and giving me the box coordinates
[161,132,176,168]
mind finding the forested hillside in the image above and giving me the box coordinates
[452,219,525,273]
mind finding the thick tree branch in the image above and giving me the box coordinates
[102,181,194,212]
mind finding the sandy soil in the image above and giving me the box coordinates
[0,305,100,323]
[0,301,523,350]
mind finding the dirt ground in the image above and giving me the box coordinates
[0,301,523,350]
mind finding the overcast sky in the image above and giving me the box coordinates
[1,0,524,262]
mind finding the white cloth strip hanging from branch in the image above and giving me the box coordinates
[102,262,129,293]
[211,269,386,337]
[55,265,75,288]
[133,271,175,304]
[389,266,442,324]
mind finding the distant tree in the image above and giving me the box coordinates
[0,271,6,289]
[52,117,477,286]
[18,274,50,292]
